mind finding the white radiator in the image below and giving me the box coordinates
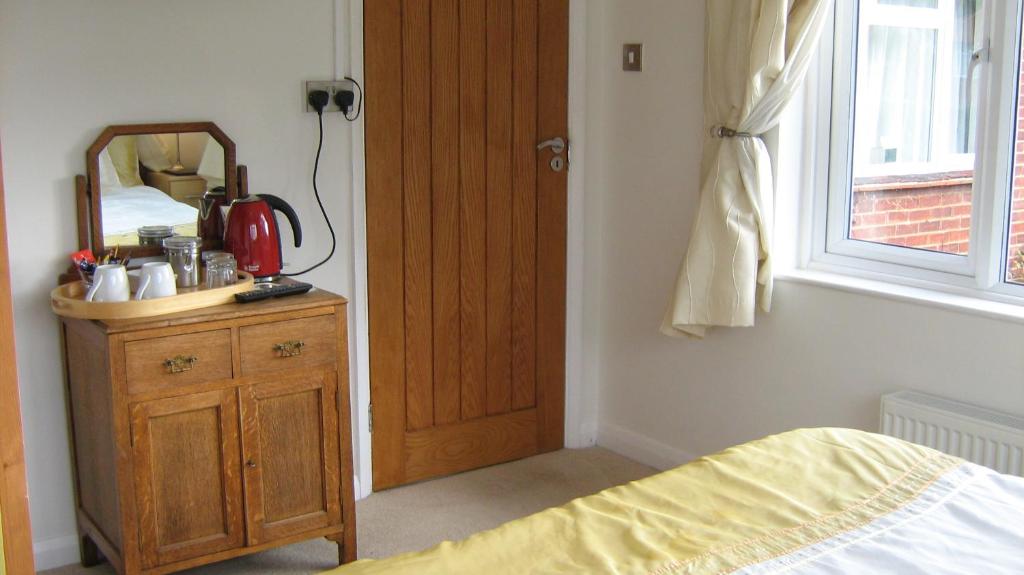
[880,391,1024,477]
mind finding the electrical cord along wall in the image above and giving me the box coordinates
[282,91,336,277]
[281,77,362,277]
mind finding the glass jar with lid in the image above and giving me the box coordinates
[137,225,174,247]
[162,236,201,288]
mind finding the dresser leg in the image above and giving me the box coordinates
[80,534,104,567]
[327,533,352,565]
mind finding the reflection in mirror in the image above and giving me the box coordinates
[98,133,225,247]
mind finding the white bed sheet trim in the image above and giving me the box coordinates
[738,462,1024,574]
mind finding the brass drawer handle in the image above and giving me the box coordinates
[273,340,305,357]
[163,355,198,374]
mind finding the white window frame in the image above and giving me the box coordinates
[807,0,1024,304]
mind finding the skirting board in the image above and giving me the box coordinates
[33,534,79,571]
[566,421,598,449]
[597,423,696,471]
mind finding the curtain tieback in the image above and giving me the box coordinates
[710,125,757,139]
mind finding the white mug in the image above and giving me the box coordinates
[85,264,130,302]
[135,262,177,300]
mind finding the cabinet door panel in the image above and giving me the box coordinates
[130,389,244,568]
[241,371,341,545]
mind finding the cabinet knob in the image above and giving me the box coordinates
[163,355,198,374]
[273,340,305,357]
[246,459,257,469]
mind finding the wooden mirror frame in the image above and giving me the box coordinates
[85,122,237,258]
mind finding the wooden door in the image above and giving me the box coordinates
[366,0,569,489]
[239,372,341,545]
[130,389,245,568]
[0,142,34,574]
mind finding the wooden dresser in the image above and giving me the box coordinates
[60,289,356,574]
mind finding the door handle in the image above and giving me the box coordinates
[962,40,989,151]
[536,137,566,155]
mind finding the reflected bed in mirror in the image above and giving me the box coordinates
[99,133,225,247]
[85,122,237,258]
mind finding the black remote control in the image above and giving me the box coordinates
[234,282,314,303]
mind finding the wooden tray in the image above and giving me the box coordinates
[51,272,255,320]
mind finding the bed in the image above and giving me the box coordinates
[100,184,198,246]
[98,137,200,246]
[329,428,1024,574]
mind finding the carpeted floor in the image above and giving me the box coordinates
[43,447,654,574]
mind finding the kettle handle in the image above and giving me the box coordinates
[257,194,303,248]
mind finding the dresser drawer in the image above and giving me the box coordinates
[240,315,337,376]
[125,330,233,394]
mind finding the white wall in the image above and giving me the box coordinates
[585,0,1024,469]
[0,0,359,567]
[9,0,1022,567]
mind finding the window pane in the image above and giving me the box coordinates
[848,1,982,256]
[1006,18,1024,284]
[861,26,937,165]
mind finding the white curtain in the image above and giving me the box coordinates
[861,26,937,166]
[661,0,832,338]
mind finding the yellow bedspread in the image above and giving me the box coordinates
[328,428,959,575]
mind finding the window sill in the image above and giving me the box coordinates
[775,267,1024,325]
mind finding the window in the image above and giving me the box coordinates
[817,0,1024,300]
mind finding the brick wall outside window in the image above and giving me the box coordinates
[850,173,974,256]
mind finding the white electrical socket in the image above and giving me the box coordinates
[304,80,356,113]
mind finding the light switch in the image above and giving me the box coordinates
[623,43,643,72]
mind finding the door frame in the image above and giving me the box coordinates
[343,0,592,499]
[0,140,36,573]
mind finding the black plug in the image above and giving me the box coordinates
[334,89,355,115]
[308,89,330,115]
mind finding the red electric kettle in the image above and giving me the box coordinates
[223,194,302,279]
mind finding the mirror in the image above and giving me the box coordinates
[85,122,237,258]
